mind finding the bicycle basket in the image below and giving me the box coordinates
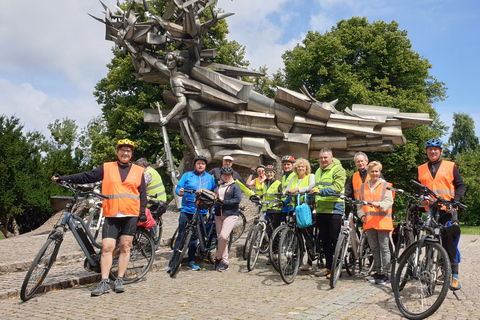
[195,189,217,210]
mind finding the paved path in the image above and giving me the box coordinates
[1,199,479,319]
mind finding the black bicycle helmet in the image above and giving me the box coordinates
[256,164,266,170]
[425,139,442,148]
[193,155,208,164]
[281,155,295,163]
[265,165,276,173]
[221,166,234,175]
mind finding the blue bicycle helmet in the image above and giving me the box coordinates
[425,139,442,148]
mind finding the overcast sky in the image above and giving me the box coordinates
[1,0,479,141]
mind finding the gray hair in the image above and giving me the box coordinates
[135,158,149,167]
[354,152,368,162]
[319,148,333,156]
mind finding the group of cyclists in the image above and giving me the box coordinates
[51,137,465,297]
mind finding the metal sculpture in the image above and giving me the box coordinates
[92,0,432,170]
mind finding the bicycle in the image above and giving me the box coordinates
[392,180,467,320]
[20,182,155,301]
[169,188,232,277]
[330,194,371,288]
[275,193,325,284]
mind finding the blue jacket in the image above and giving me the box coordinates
[176,170,215,215]
[213,182,242,217]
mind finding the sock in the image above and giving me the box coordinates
[452,274,459,280]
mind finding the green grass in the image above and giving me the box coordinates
[460,224,480,235]
[0,232,5,240]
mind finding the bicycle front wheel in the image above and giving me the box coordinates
[393,241,451,320]
[170,228,193,278]
[278,227,301,284]
[20,232,63,301]
[247,224,264,271]
[330,232,349,288]
[231,211,247,243]
[242,225,255,260]
[109,228,155,283]
[269,224,287,273]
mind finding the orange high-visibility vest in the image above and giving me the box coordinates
[418,161,455,210]
[360,181,393,231]
[352,171,370,200]
[102,162,144,217]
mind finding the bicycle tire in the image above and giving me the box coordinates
[242,225,255,260]
[268,224,287,273]
[391,226,414,285]
[85,207,102,241]
[344,246,356,276]
[169,226,179,250]
[170,228,193,278]
[109,228,155,283]
[358,233,374,275]
[231,211,247,243]
[330,232,349,288]
[393,241,451,320]
[153,215,163,246]
[278,227,301,284]
[247,224,264,271]
[20,233,63,301]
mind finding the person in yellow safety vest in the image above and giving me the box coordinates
[246,164,266,196]
[310,148,346,278]
[357,161,394,285]
[135,158,167,252]
[416,139,465,290]
[262,165,283,240]
[51,139,147,296]
[281,155,296,214]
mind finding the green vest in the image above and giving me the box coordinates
[262,180,282,211]
[287,174,312,206]
[254,178,264,196]
[145,167,167,202]
[281,172,295,203]
[314,165,344,213]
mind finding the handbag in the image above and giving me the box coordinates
[137,208,157,229]
[295,193,312,228]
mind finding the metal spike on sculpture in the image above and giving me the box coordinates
[92,0,432,170]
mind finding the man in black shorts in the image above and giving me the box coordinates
[51,139,147,296]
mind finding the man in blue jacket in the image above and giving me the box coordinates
[168,155,215,271]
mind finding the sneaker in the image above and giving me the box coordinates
[166,266,172,273]
[91,279,110,296]
[214,259,221,270]
[365,273,381,283]
[188,261,201,271]
[315,268,331,277]
[375,274,390,285]
[326,271,341,279]
[436,274,445,285]
[113,277,124,293]
[300,264,312,271]
[451,277,461,290]
[217,262,229,272]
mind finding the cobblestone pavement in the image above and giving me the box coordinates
[1,198,479,319]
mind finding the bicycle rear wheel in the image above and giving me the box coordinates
[330,232,349,288]
[393,241,451,320]
[153,215,163,247]
[278,227,301,284]
[169,228,193,278]
[231,211,247,243]
[109,228,155,283]
[269,224,287,273]
[247,224,264,271]
[169,226,179,250]
[20,232,63,301]
[391,226,414,284]
[242,224,255,260]
[358,233,374,276]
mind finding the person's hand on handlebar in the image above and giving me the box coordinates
[51,174,63,182]
[178,187,185,196]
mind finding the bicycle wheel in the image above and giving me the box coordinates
[268,224,287,273]
[20,232,63,301]
[278,228,301,284]
[109,229,155,283]
[169,226,179,250]
[393,241,451,320]
[231,211,247,243]
[247,224,264,271]
[242,225,255,260]
[330,232,349,288]
[358,233,374,275]
[86,207,102,241]
[391,226,414,284]
[153,215,163,246]
[344,246,356,276]
[169,228,193,278]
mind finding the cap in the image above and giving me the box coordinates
[223,156,234,161]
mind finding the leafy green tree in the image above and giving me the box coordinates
[455,150,480,225]
[447,112,479,158]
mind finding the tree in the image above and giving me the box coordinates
[447,112,479,158]
[455,150,480,225]
[277,17,449,219]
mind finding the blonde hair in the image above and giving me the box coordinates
[366,161,383,173]
[293,158,311,176]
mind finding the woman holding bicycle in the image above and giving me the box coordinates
[357,161,394,285]
[212,166,242,271]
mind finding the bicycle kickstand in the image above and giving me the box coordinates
[452,289,461,301]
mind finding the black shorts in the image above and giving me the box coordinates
[102,217,139,239]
